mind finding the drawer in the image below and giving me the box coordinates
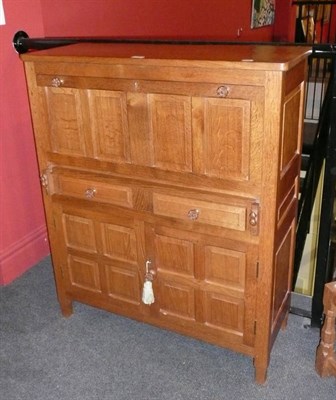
[153,192,253,232]
[54,173,133,208]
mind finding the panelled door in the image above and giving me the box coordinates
[145,222,258,349]
[51,202,147,318]
[39,80,264,185]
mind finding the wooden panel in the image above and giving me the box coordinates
[151,226,255,345]
[149,94,192,172]
[203,291,244,334]
[272,222,295,325]
[62,214,97,253]
[68,255,101,293]
[101,222,137,263]
[155,234,194,276]
[153,193,247,231]
[127,92,152,166]
[204,246,246,294]
[280,88,302,173]
[153,230,196,320]
[34,61,267,85]
[56,173,133,208]
[44,87,87,156]
[202,244,247,338]
[285,60,306,96]
[88,90,131,163]
[277,182,297,225]
[157,280,196,321]
[193,97,251,180]
[104,263,141,305]
[201,240,257,346]
[58,207,144,313]
[37,76,262,99]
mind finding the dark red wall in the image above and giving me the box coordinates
[273,0,296,42]
[41,0,274,41]
[0,0,49,284]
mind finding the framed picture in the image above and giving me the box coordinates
[251,0,275,28]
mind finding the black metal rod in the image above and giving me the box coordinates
[292,1,336,5]
[13,30,315,54]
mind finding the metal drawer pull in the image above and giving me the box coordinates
[84,188,96,199]
[187,208,200,221]
[216,85,230,98]
[51,77,64,87]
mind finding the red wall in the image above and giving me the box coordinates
[273,0,296,42]
[0,0,50,284]
[1,0,295,285]
[41,0,274,41]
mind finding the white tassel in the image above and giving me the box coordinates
[142,280,155,305]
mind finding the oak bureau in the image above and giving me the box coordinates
[21,43,309,383]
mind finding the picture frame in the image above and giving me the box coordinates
[251,0,275,28]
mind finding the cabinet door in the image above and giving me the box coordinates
[145,223,258,350]
[40,80,263,186]
[52,204,146,317]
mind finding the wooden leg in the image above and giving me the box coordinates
[254,358,268,384]
[59,295,73,317]
[281,311,289,331]
[315,281,336,378]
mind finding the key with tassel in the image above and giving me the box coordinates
[142,259,155,305]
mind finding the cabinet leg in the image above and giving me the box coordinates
[281,311,289,331]
[59,296,73,317]
[254,359,268,384]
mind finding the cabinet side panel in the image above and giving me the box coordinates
[272,219,296,331]
[280,87,303,174]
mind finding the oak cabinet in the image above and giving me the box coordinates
[21,43,308,383]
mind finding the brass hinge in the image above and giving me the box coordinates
[249,201,260,236]
[256,261,259,278]
[40,166,53,195]
[254,320,257,335]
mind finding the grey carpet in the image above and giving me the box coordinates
[1,256,335,400]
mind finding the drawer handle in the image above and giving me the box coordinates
[187,208,200,221]
[51,77,64,87]
[216,85,230,98]
[84,188,96,199]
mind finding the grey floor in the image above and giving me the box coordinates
[1,257,335,400]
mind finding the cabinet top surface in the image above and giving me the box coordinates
[21,42,310,71]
